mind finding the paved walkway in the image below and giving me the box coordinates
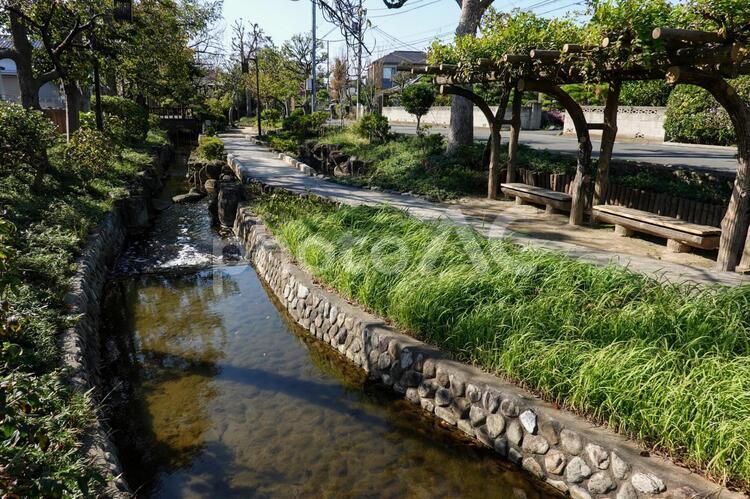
[220,132,749,287]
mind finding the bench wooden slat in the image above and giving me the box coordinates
[501,183,572,212]
[501,183,571,202]
[593,205,721,236]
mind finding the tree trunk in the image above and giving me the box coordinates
[8,11,41,109]
[507,88,522,183]
[665,67,750,271]
[64,83,82,139]
[440,81,501,199]
[488,122,501,199]
[416,115,421,133]
[447,0,492,153]
[593,81,621,206]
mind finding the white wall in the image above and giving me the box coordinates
[382,102,542,130]
[563,106,666,141]
[0,73,65,109]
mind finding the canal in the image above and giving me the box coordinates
[100,151,555,498]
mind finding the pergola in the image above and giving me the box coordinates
[399,26,750,271]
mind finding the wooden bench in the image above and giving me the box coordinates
[501,183,572,214]
[592,204,721,252]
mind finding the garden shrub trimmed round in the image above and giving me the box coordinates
[198,135,225,161]
[95,96,149,144]
[64,128,116,182]
[0,102,58,178]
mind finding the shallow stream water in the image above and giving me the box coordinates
[102,153,555,498]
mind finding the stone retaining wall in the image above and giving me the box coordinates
[61,144,172,498]
[233,196,741,499]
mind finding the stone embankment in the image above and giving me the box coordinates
[61,144,173,498]
[233,190,743,499]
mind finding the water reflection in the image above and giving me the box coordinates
[104,267,555,498]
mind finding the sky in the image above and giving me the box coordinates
[219,0,585,70]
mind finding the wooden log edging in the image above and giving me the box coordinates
[229,165,739,499]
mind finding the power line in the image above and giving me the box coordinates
[537,0,584,15]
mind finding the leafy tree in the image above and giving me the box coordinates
[109,0,221,106]
[281,33,327,110]
[256,45,302,116]
[401,83,436,132]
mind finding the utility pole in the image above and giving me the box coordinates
[253,57,262,136]
[311,0,317,113]
[355,0,363,119]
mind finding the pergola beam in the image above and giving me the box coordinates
[653,27,725,44]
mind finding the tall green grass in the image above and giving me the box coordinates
[253,191,750,487]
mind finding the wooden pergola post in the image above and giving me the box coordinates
[666,67,750,271]
[593,81,621,206]
[507,88,523,183]
[441,84,510,199]
[519,79,592,225]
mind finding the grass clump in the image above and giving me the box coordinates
[252,190,750,488]
[320,131,487,201]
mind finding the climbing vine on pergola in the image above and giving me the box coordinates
[399,22,750,271]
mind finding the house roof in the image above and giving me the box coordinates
[0,35,42,50]
[371,50,427,66]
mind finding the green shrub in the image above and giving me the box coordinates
[269,136,298,154]
[94,96,149,144]
[198,135,225,160]
[664,76,750,145]
[261,108,281,123]
[64,128,116,182]
[238,116,255,127]
[619,80,672,107]
[282,110,328,138]
[355,114,390,143]
[203,116,228,136]
[0,102,58,179]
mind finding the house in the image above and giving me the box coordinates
[367,50,426,91]
[0,36,65,109]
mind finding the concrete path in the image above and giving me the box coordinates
[221,132,749,287]
[388,125,739,174]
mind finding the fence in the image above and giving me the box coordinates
[563,106,667,141]
[42,109,66,133]
[149,107,194,120]
[516,168,725,227]
[382,103,543,130]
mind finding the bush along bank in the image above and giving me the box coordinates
[248,189,750,492]
[0,100,170,496]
